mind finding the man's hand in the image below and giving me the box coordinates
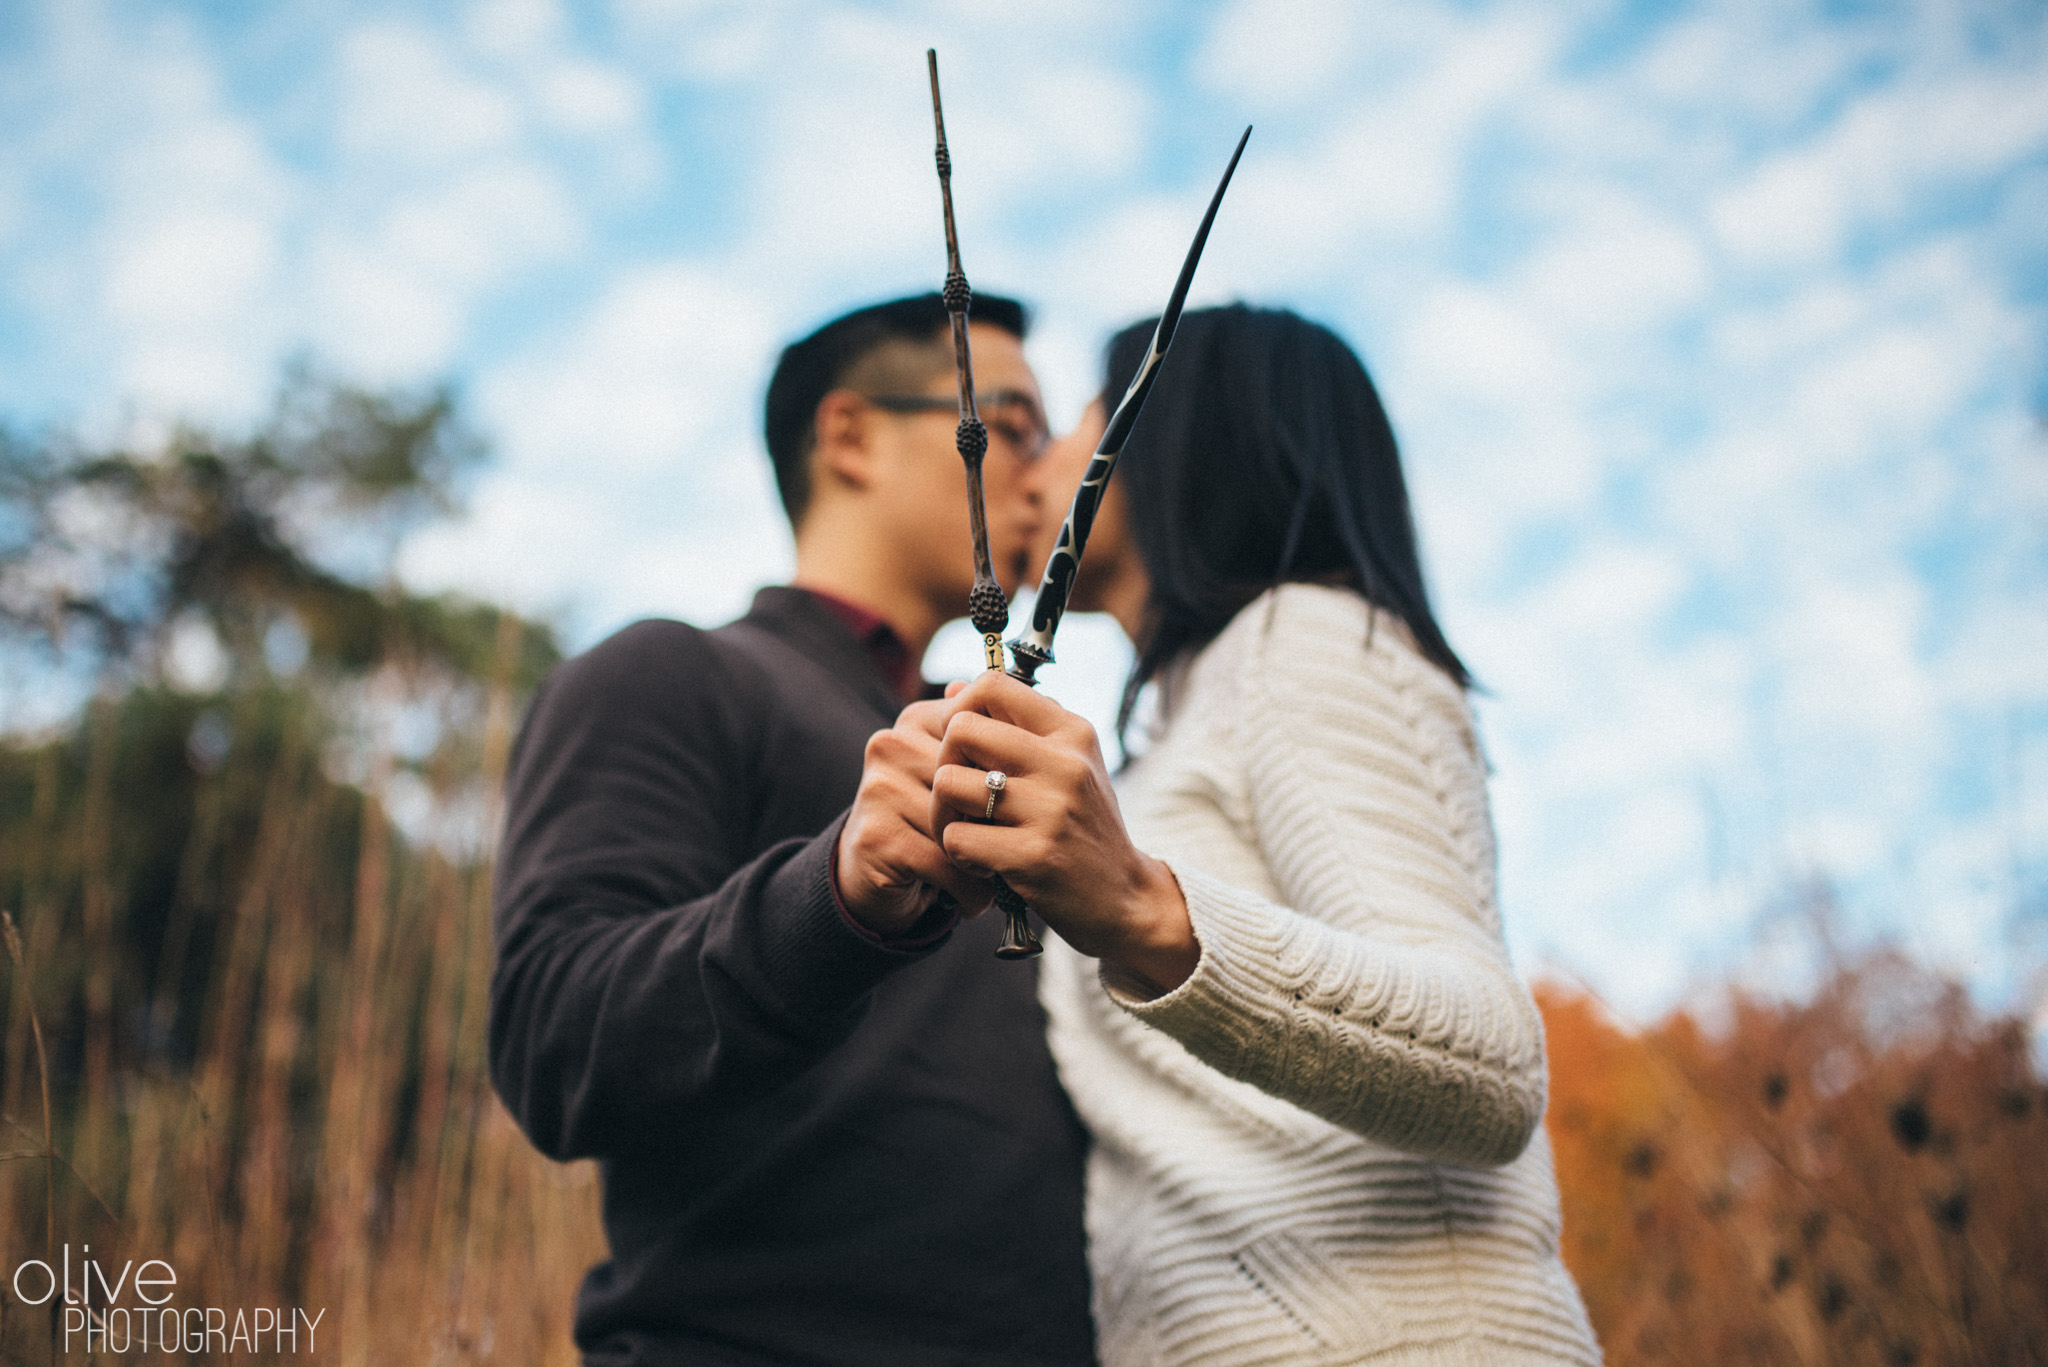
[836,699,996,937]
[928,672,1198,996]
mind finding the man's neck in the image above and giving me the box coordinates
[789,565,942,664]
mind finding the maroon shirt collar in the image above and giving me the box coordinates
[799,588,926,706]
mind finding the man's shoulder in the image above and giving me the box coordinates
[559,616,718,684]
[534,615,789,726]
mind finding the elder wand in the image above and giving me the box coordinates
[925,49,1041,957]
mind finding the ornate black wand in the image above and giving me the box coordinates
[926,50,1041,958]
[1006,125,1251,686]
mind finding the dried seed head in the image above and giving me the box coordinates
[1890,1098,1931,1152]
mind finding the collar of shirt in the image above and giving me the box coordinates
[797,588,929,706]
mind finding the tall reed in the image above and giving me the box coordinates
[0,618,602,1364]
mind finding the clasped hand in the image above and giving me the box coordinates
[835,672,1197,995]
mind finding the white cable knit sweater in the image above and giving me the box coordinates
[1040,584,1601,1367]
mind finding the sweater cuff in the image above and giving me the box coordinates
[753,813,955,1023]
[1104,862,1296,1076]
[832,850,961,949]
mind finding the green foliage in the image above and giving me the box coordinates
[0,367,557,691]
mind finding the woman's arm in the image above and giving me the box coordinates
[932,590,1545,1167]
[1118,591,1546,1166]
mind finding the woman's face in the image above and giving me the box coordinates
[1025,398,1142,626]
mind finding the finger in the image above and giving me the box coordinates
[888,816,998,911]
[864,728,940,795]
[935,709,1044,777]
[940,818,1045,887]
[895,697,952,741]
[892,688,988,753]
[931,762,1030,827]
[948,669,1076,738]
[850,800,993,907]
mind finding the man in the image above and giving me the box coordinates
[489,293,1097,1367]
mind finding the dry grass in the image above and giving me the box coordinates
[1540,955,2048,1366]
[0,624,603,1364]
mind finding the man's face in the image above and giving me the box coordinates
[865,322,1048,605]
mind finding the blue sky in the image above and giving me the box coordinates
[2,0,2044,1024]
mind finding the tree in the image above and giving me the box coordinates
[0,366,553,691]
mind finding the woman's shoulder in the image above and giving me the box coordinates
[1211,582,1439,687]
[1156,585,1469,753]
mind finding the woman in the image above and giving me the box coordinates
[926,305,1601,1365]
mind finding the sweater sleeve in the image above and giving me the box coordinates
[487,620,946,1162]
[1116,590,1547,1167]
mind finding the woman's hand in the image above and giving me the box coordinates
[929,672,1198,996]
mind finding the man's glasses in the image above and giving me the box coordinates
[860,390,1050,462]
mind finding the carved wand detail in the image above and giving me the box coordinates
[927,49,1041,959]
[927,50,1009,675]
[1007,125,1251,686]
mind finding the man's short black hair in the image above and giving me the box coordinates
[762,291,1028,525]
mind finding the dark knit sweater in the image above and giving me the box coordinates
[489,587,1096,1367]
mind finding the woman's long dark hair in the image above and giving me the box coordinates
[1103,304,1472,738]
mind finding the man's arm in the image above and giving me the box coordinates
[487,620,960,1162]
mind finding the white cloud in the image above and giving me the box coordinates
[17,8,298,416]
[536,56,646,136]
[464,0,568,59]
[1191,0,1370,108]
[1788,327,1963,463]
[478,260,776,476]
[380,160,582,287]
[1712,60,2048,269]
[1512,193,1711,335]
[396,260,791,632]
[610,0,789,82]
[338,20,522,168]
[104,208,277,334]
[1402,284,1582,410]
[1710,154,1844,268]
[990,65,1154,188]
[304,236,465,378]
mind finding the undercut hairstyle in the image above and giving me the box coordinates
[1099,304,1472,737]
[762,291,1028,526]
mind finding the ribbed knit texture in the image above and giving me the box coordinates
[1041,584,1602,1366]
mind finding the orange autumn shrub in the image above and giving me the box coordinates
[1539,956,2048,1366]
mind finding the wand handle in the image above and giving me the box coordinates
[929,49,1041,960]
